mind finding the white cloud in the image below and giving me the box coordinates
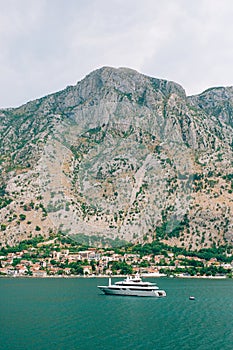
[141,0,233,94]
[0,0,233,107]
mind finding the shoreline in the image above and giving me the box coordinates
[0,274,231,279]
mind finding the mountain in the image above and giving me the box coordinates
[0,67,232,249]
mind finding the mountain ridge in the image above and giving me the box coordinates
[0,67,232,249]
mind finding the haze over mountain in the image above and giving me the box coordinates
[0,67,232,249]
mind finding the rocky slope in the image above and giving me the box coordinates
[0,67,232,249]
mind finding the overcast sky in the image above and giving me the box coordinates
[1,0,233,108]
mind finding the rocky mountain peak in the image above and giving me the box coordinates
[81,66,187,99]
[17,67,187,116]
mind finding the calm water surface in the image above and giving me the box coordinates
[0,277,232,350]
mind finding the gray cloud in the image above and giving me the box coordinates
[0,0,233,107]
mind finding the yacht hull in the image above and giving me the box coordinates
[98,287,166,297]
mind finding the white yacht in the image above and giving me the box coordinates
[98,273,166,297]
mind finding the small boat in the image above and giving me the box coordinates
[98,273,166,297]
[189,296,195,300]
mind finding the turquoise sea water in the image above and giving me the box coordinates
[0,277,232,350]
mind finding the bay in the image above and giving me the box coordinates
[0,277,232,350]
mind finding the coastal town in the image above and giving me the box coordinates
[0,234,232,278]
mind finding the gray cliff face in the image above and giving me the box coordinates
[0,67,232,249]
